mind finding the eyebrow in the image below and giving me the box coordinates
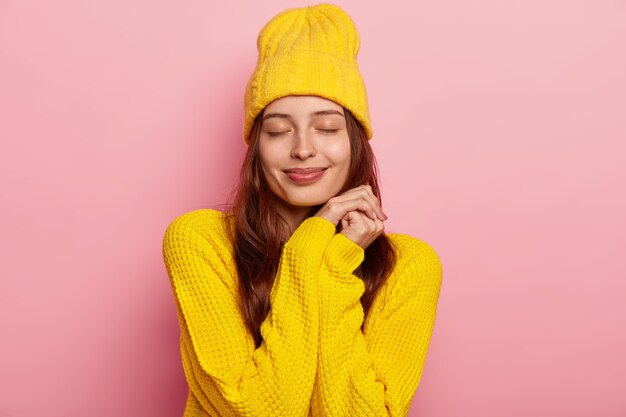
[262,109,344,120]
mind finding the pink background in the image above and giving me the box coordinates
[1,0,625,416]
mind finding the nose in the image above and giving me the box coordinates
[291,131,316,159]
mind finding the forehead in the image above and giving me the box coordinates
[264,95,344,115]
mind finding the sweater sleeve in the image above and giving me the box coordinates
[311,233,443,417]
[162,213,337,417]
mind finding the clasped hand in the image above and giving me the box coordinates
[313,184,388,250]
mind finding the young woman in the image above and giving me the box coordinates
[162,4,443,417]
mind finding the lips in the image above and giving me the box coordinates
[283,167,328,174]
[284,167,327,184]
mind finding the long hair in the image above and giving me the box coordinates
[220,106,397,349]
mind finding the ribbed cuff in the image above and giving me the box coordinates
[285,216,337,254]
[322,233,365,274]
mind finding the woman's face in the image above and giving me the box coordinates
[258,95,351,211]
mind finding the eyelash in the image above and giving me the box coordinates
[267,129,338,136]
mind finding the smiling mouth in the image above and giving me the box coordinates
[283,167,328,174]
[284,168,327,184]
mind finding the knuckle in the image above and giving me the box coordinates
[327,202,342,216]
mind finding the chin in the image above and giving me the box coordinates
[279,190,332,207]
[283,196,328,207]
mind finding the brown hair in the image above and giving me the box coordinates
[219,106,397,349]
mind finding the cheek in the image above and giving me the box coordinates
[257,154,275,184]
[258,143,281,169]
[326,140,351,165]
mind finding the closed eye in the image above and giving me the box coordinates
[267,129,338,136]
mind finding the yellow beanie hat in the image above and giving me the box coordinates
[242,3,373,144]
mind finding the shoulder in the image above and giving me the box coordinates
[164,208,232,236]
[162,208,235,255]
[387,233,442,266]
[385,232,443,288]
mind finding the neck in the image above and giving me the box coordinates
[273,201,315,239]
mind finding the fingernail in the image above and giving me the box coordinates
[382,211,388,220]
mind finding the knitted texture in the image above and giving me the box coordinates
[242,3,373,144]
[162,209,443,417]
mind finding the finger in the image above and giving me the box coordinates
[355,211,385,237]
[348,209,379,232]
[350,186,385,221]
[373,217,385,233]
[334,186,385,220]
[330,197,380,222]
[361,189,386,221]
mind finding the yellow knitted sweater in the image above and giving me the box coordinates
[162,208,442,417]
